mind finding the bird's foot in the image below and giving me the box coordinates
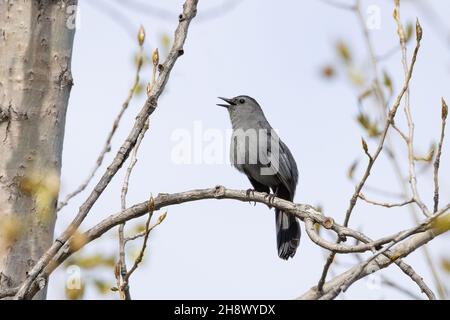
[264,193,277,209]
[246,188,257,206]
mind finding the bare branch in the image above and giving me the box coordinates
[303,218,426,254]
[0,287,17,299]
[391,122,409,142]
[433,98,448,213]
[299,209,449,300]
[352,254,424,300]
[345,7,422,231]
[329,204,450,299]
[354,0,387,109]
[124,213,167,244]
[394,3,430,218]
[13,186,446,299]
[122,199,165,289]
[116,36,148,300]
[358,193,414,208]
[380,276,423,300]
[116,119,150,300]
[116,45,159,300]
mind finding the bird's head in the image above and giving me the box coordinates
[217,95,262,114]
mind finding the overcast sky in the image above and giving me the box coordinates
[48,0,450,299]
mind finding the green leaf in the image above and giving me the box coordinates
[442,259,450,274]
[134,82,144,96]
[336,41,352,64]
[65,282,85,300]
[357,113,381,137]
[161,33,171,51]
[67,254,115,269]
[93,280,113,295]
[348,160,358,180]
[383,70,394,95]
[406,22,414,42]
[432,214,450,234]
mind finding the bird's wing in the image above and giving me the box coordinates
[276,140,298,197]
[257,121,298,197]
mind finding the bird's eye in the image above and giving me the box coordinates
[239,98,245,104]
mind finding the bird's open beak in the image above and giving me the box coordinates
[217,97,235,108]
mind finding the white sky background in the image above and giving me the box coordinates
[48,0,450,299]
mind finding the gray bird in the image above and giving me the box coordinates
[217,95,300,260]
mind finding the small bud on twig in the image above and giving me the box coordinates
[157,211,167,224]
[361,137,368,154]
[152,48,159,67]
[416,18,423,42]
[148,194,155,213]
[138,25,145,47]
[442,98,448,121]
[393,7,399,22]
[361,137,373,161]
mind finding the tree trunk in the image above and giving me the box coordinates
[0,0,77,299]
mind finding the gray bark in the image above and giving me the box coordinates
[0,0,76,299]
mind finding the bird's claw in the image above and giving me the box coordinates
[246,189,257,206]
[264,193,277,209]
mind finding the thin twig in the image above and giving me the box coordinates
[115,26,147,300]
[116,42,157,300]
[116,120,150,300]
[122,206,165,288]
[300,210,449,300]
[391,122,409,142]
[358,193,414,208]
[388,140,448,300]
[433,98,447,213]
[123,212,152,283]
[387,1,446,298]
[355,0,386,109]
[352,252,423,300]
[380,276,423,300]
[124,215,166,244]
[394,2,430,218]
[304,218,425,254]
[336,205,450,299]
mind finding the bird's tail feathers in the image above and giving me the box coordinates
[275,209,300,260]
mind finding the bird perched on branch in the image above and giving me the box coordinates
[217,95,300,260]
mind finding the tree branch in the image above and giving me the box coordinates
[394,2,430,218]
[9,186,446,300]
[358,193,414,208]
[433,98,447,213]
[299,212,448,300]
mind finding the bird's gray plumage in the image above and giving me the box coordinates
[218,95,300,260]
